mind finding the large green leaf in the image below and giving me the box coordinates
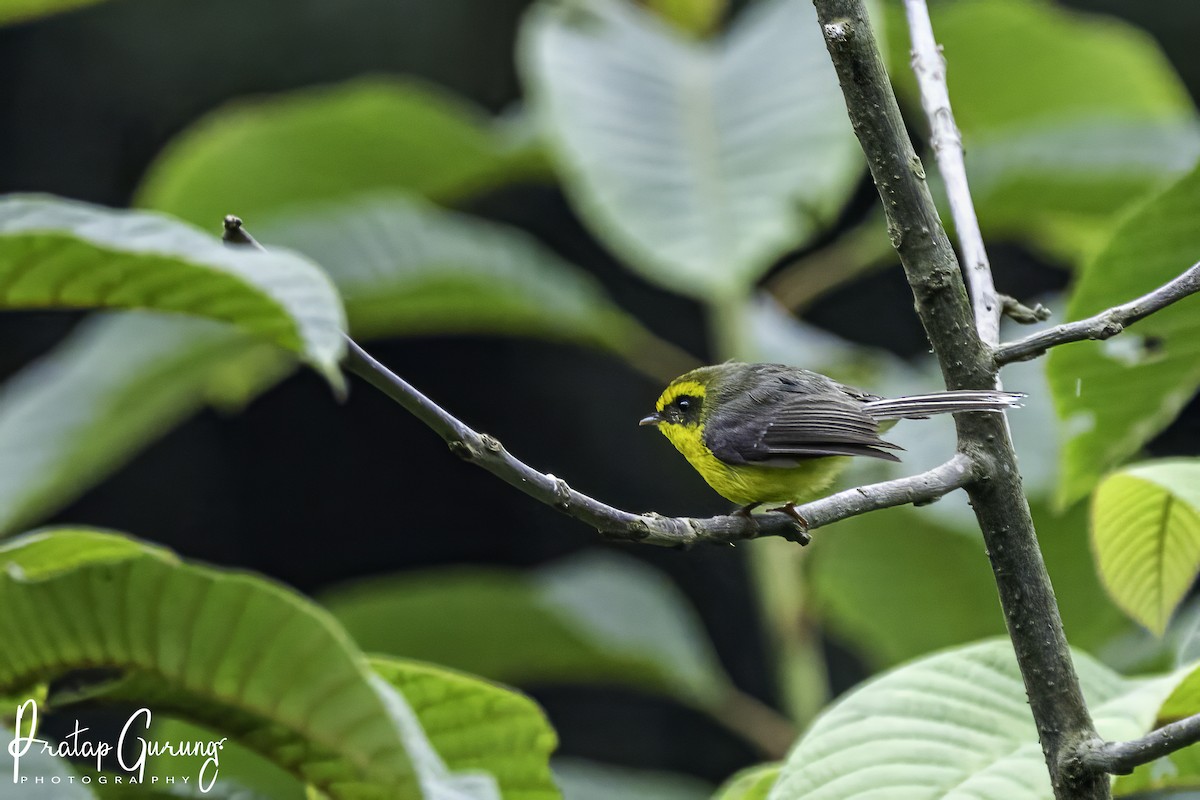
[323,551,729,710]
[0,0,107,26]
[0,196,346,385]
[137,78,548,228]
[1091,460,1200,636]
[520,0,862,299]
[711,764,779,800]
[0,197,684,537]
[768,640,1185,800]
[0,528,420,798]
[138,658,562,800]
[255,195,662,360]
[1047,165,1200,504]
[885,0,1199,260]
[372,658,559,800]
[0,313,289,536]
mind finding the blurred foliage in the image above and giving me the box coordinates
[323,551,730,709]
[137,78,549,228]
[1,0,1200,797]
[886,0,1200,261]
[0,0,108,26]
[640,0,727,36]
[520,0,863,300]
[1049,162,1200,504]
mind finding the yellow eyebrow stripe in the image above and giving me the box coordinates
[656,380,707,412]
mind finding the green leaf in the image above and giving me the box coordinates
[255,195,662,360]
[520,0,863,299]
[767,640,1185,800]
[137,78,549,228]
[137,660,562,800]
[0,528,421,798]
[641,0,726,36]
[0,313,290,536]
[1047,163,1200,504]
[0,196,687,537]
[324,551,730,709]
[552,759,713,800]
[141,718,307,800]
[1091,460,1200,635]
[0,195,346,387]
[371,658,559,800]
[712,764,779,800]
[0,0,107,26]
[885,0,1199,261]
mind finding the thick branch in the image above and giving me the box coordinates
[1076,714,1200,776]
[812,3,1107,798]
[221,215,970,547]
[995,261,1200,365]
[902,0,1000,345]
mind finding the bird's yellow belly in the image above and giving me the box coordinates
[662,425,847,506]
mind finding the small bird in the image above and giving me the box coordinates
[640,362,1022,525]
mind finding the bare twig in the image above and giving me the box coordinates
[221,215,972,548]
[813,2,1107,797]
[994,260,1200,365]
[902,0,1000,345]
[1075,713,1200,776]
[1000,294,1052,325]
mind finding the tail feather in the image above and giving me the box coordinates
[863,390,1024,420]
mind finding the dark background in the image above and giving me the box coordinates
[1,0,1198,784]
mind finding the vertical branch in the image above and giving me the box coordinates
[810,2,1108,797]
[902,0,1001,345]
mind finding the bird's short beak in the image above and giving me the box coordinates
[639,412,663,427]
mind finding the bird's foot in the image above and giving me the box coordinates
[734,502,762,518]
[767,503,812,545]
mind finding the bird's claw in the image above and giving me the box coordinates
[767,503,811,545]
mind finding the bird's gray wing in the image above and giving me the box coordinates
[704,381,903,465]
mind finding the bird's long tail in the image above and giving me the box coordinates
[863,390,1024,420]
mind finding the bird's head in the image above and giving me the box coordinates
[640,364,745,433]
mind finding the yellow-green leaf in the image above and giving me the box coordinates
[1091,460,1200,635]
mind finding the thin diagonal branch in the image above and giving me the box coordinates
[1076,713,1200,776]
[994,260,1200,365]
[220,215,973,548]
[342,337,974,546]
[903,0,1000,346]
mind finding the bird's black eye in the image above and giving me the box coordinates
[677,398,690,412]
